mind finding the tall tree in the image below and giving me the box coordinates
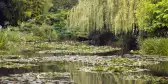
[0,0,51,26]
[136,0,168,37]
[68,0,139,35]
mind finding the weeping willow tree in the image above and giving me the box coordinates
[68,0,139,35]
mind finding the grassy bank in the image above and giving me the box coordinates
[140,38,168,56]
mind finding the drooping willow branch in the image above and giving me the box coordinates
[68,0,139,35]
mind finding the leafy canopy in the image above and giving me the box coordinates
[137,0,168,32]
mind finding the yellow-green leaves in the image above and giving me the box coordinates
[69,0,139,35]
[136,0,168,32]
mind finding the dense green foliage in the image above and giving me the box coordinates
[20,23,58,41]
[69,0,139,36]
[50,0,78,13]
[136,0,168,55]
[137,0,168,37]
[52,10,75,40]
[0,0,51,25]
[0,0,78,25]
[140,38,168,56]
[0,31,8,49]
[0,0,79,53]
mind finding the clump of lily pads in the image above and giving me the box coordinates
[80,57,160,73]
[0,41,120,56]
[0,72,72,84]
[122,73,168,84]
[91,66,137,72]
[105,57,159,66]
[37,41,120,55]
[0,62,36,68]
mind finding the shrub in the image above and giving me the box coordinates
[7,31,23,42]
[140,38,168,56]
[20,22,58,41]
[0,31,8,49]
[34,13,59,25]
[50,30,58,40]
[32,24,58,41]
[4,26,25,42]
[53,26,74,40]
[32,24,52,39]
[23,33,41,42]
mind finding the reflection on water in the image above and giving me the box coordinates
[59,62,158,84]
[0,58,168,84]
[145,61,168,77]
[70,70,156,84]
[65,61,168,84]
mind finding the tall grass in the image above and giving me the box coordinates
[140,38,168,56]
[0,31,8,49]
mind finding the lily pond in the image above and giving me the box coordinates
[0,41,168,84]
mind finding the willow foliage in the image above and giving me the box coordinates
[68,0,139,35]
